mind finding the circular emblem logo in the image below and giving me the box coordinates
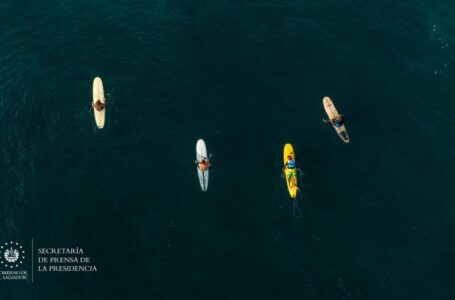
[4,248,19,262]
[0,242,25,269]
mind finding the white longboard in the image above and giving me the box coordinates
[92,77,105,129]
[196,139,209,191]
[323,97,349,143]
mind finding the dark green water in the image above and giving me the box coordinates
[1,1,454,299]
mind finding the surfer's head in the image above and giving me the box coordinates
[287,155,292,160]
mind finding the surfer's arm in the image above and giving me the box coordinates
[322,119,331,124]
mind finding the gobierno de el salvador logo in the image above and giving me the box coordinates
[0,241,25,269]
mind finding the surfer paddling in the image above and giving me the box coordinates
[92,99,106,111]
[283,155,303,175]
[196,157,211,171]
[92,77,106,129]
[282,144,301,217]
[284,155,296,169]
[323,115,344,128]
[322,97,349,143]
[195,139,210,191]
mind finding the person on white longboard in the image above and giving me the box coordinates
[92,99,106,111]
[323,115,345,128]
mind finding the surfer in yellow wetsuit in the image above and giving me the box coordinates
[284,155,296,169]
[282,155,303,183]
[283,155,297,186]
[282,154,303,217]
[92,100,106,111]
[197,158,211,171]
[323,115,344,128]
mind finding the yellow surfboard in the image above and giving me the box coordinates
[283,143,298,198]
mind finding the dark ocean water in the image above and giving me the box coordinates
[0,1,454,299]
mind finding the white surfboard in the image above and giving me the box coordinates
[92,77,105,129]
[323,96,349,143]
[196,139,209,191]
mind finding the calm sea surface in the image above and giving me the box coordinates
[0,1,454,299]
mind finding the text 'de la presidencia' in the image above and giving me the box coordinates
[37,247,98,272]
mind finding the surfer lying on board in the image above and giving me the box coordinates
[282,155,303,177]
[195,157,211,171]
[323,115,344,128]
[284,155,296,169]
[92,100,106,111]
